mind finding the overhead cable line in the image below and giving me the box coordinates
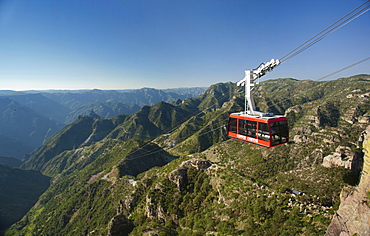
[165,88,238,135]
[279,0,370,64]
[259,57,370,112]
[125,91,232,156]
[317,57,370,81]
[126,87,240,157]
[126,123,228,161]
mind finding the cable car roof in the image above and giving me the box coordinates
[230,112,285,120]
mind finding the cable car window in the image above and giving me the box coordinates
[247,120,257,138]
[258,122,270,141]
[229,118,237,133]
[238,119,247,136]
[271,121,289,145]
[239,119,256,138]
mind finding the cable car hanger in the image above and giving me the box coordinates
[237,58,280,116]
[227,59,289,148]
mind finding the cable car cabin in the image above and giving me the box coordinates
[228,112,289,148]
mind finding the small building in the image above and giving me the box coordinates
[292,190,303,195]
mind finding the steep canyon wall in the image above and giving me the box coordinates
[326,125,370,236]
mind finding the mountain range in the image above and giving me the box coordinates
[0,87,205,159]
[1,75,370,235]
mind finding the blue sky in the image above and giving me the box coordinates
[0,0,369,90]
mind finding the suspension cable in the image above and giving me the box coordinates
[259,57,370,113]
[279,1,370,64]
[317,57,370,81]
[125,123,228,161]
[126,86,241,157]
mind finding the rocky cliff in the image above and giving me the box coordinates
[326,125,370,236]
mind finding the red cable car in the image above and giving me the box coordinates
[228,59,289,148]
[228,113,289,148]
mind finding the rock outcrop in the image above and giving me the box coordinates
[322,146,354,169]
[168,158,212,191]
[325,126,370,236]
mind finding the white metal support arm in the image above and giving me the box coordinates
[237,59,280,115]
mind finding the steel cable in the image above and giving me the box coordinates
[279,1,370,64]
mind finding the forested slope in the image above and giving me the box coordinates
[0,165,50,235]
[7,75,370,235]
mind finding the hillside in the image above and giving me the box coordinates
[0,98,63,159]
[0,88,204,161]
[64,102,140,124]
[6,75,370,235]
[0,135,33,161]
[0,87,205,125]
[20,101,198,176]
[0,165,50,235]
[20,114,124,173]
[0,156,22,167]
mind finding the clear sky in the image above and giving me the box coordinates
[0,0,369,90]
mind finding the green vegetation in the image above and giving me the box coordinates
[0,164,50,233]
[5,75,370,235]
[365,191,370,207]
[131,138,355,235]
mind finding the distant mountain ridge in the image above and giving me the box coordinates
[0,87,206,124]
[0,87,205,160]
[42,87,206,110]
[2,93,71,123]
[64,102,140,124]
[0,97,63,159]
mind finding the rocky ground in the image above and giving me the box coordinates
[325,125,370,236]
